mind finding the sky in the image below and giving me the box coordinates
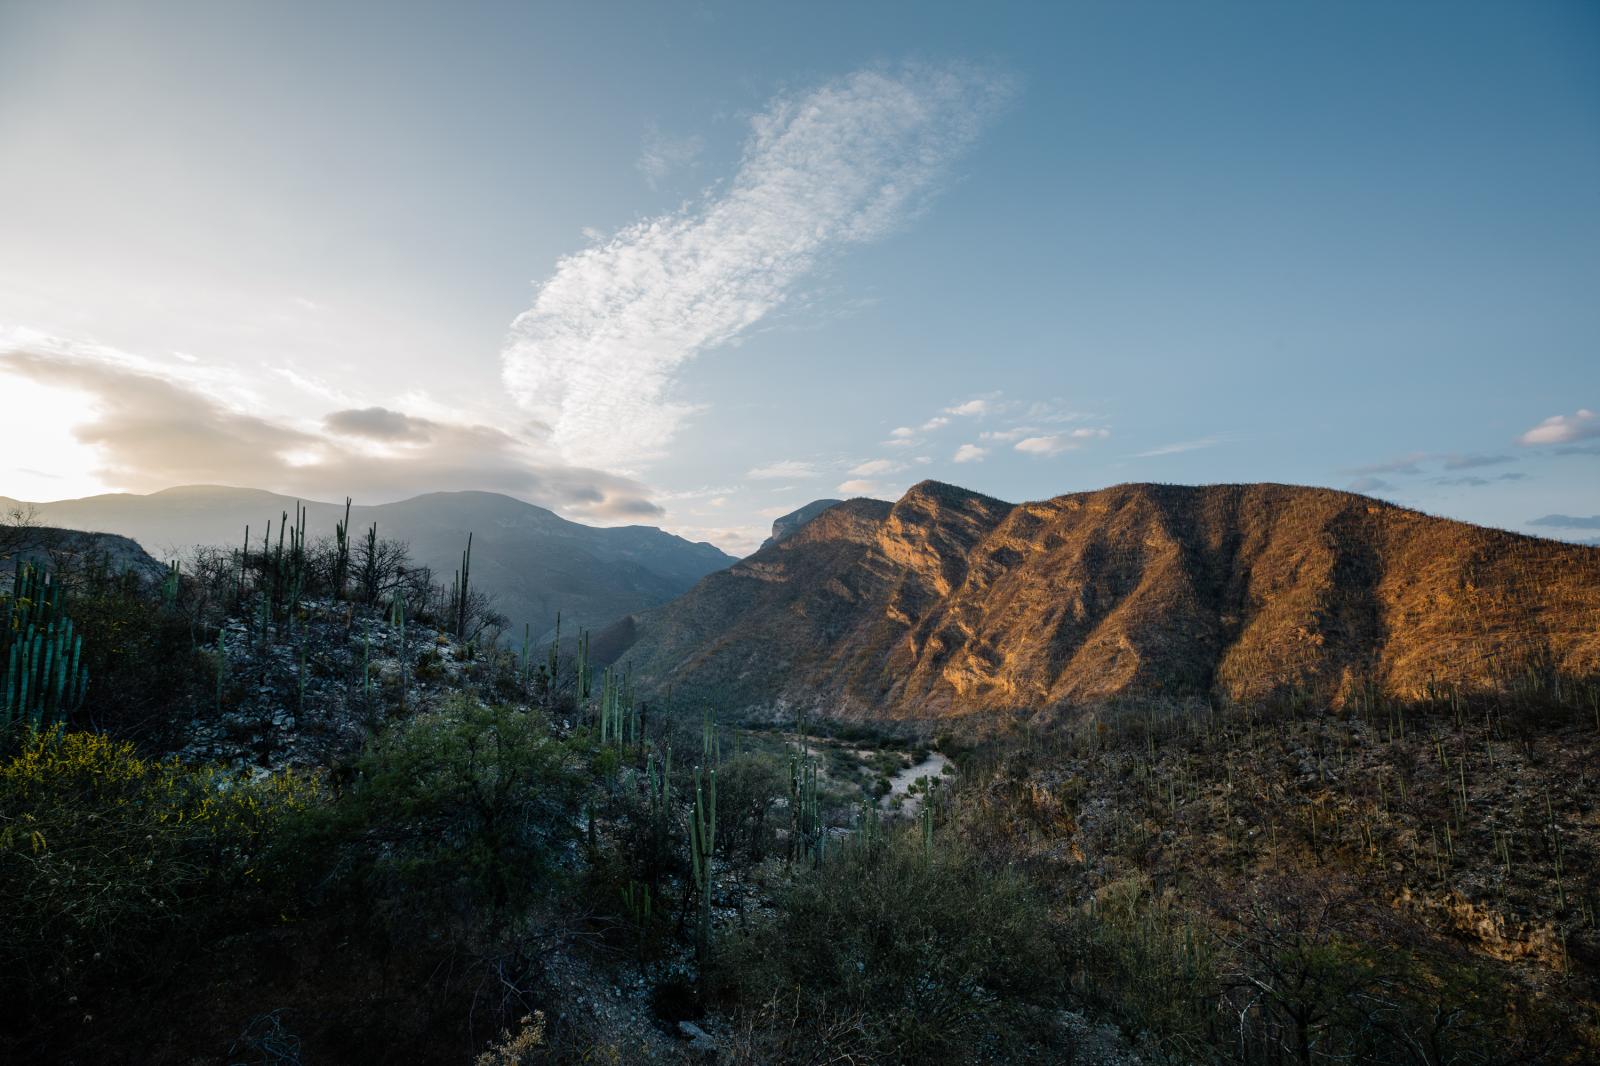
[1,1,1596,554]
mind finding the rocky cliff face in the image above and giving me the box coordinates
[612,481,1600,718]
[760,499,843,550]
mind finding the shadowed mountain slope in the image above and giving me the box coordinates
[613,481,1600,718]
[2,486,735,636]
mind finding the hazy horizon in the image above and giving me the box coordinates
[2,1,1596,554]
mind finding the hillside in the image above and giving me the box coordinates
[3,486,735,636]
[613,481,1600,717]
[1,526,165,581]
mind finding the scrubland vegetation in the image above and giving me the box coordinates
[1,506,1595,1064]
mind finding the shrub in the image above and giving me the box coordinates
[0,727,313,1022]
[714,830,1064,1064]
[288,699,593,933]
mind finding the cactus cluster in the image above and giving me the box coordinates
[2,565,89,731]
[596,666,638,746]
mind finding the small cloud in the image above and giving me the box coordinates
[1135,437,1221,458]
[293,297,321,312]
[850,458,904,476]
[1520,408,1598,446]
[952,443,986,463]
[945,397,994,417]
[889,426,916,438]
[979,427,1030,443]
[836,478,881,496]
[921,415,951,431]
[1527,513,1600,530]
[747,459,818,479]
[324,406,435,442]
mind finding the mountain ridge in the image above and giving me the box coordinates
[2,485,736,636]
[611,480,1600,718]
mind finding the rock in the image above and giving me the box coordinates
[677,1020,717,1054]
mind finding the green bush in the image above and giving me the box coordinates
[715,830,1064,1064]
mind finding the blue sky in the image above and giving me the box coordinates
[1,1,1596,552]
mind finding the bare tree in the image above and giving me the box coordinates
[0,503,52,563]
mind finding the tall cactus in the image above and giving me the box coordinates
[160,560,181,610]
[453,532,473,642]
[701,706,721,767]
[332,496,352,600]
[788,750,823,867]
[1,565,89,731]
[646,744,673,878]
[689,764,717,962]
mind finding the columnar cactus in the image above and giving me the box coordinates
[689,764,717,961]
[1,565,89,731]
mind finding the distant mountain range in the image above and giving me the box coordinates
[610,480,1600,719]
[2,486,736,636]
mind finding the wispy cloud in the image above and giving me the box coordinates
[503,62,1013,470]
[849,458,903,477]
[636,124,704,188]
[1528,513,1600,530]
[1344,452,1431,477]
[747,459,819,479]
[836,478,884,496]
[1135,436,1223,458]
[1430,472,1527,487]
[1344,451,1518,478]
[1014,428,1109,457]
[1520,408,1598,446]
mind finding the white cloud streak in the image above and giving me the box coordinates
[502,62,1013,470]
[747,459,819,479]
[1135,437,1222,458]
[1014,428,1109,456]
